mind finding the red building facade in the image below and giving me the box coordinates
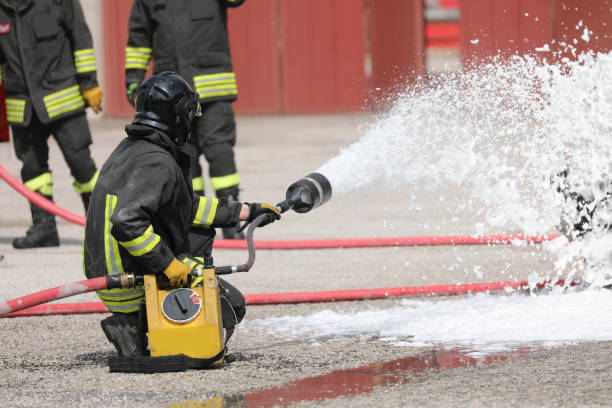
[102,0,424,117]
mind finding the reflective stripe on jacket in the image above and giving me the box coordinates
[125,0,245,103]
[0,0,98,126]
[83,124,242,312]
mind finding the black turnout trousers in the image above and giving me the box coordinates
[12,111,96,184]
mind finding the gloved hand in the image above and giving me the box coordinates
[239,202,281,232]
[126,82,139,106]
[163,258,191,287]
[82,86,103,113]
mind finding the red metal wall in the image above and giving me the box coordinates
[103,0,424,117]
[554,0,612,56]
[281,1,367,113]
[228,1,281,114]
[460,0,612,64]
[370,1,425,99]
[460,0,554,62]
[102,0,137,119]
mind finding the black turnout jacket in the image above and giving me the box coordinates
[125,0,245,103]
[83,124,242,284]
[0,0,98,126]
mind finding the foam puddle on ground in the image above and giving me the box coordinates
[244,289,612,352]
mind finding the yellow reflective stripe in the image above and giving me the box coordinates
[125,47,152,70]
[194,72,236,83]
[43,85,80,103]
[24,172,52,194]
[0,65,3,85]
[118,224,161,256]
[74,49,95,57]
[98,295,142,313]
[190,276,204,288]
[197,88,238,99]
[181,256,204,288]
[181,257,199,270]
[193,72,238,99]
[126,46,152,55]
[181,256,204,268]
[211,173,240,191]
[43,85,85,118]
[6,98,25,123]
[73,170,99,194]
[193,196,218,228]
[104,194,125,275]
[182,256,206,288]
[192,176,204,192]
[73,49,97,73]
[97,285,144,313]
[98,287,145,301]
[125,61,150,70]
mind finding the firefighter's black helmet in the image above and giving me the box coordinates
[132,71,201,145]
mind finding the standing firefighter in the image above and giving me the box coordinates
[0,0,102,248]
[125,0,246,239]
[83,72,280,357]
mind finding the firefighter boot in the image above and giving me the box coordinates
[217,186,245,239]
[13,197,60,249]
[101,313,142,357]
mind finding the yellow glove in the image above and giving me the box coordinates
[163,258,191,287]
[82,86,103,114]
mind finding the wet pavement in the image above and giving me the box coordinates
[167,347,537,408]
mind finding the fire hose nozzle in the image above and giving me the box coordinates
[276,172,332,214]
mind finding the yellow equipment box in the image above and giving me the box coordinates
[144,270,225,365]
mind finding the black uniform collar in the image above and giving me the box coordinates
[125,124,178,155]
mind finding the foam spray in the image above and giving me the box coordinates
[317,48,612,288]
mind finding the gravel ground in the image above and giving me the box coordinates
[0,115,610,407]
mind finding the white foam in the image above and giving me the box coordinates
[317,50,612,285]
[245,290,612,351]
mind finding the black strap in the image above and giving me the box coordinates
[108,347,227,373]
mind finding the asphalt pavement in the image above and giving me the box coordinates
[0,115,610,408]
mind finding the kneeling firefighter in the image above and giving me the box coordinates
[82,72,280,357]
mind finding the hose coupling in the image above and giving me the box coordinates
[105,273,137,290]
[120,273,137,288]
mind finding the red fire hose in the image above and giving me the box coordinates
[0,164,560,249]
[0,164,86,226]
[213,234,560,250]
[2,279,576,318]
[0,274,134,317]
[0,276,108,316]
[0,165,570,318]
